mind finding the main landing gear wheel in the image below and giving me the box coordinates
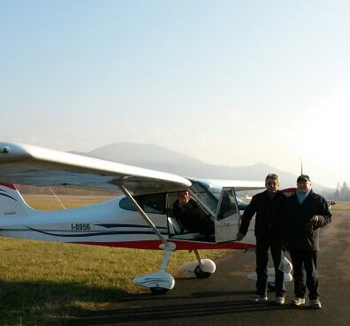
[150,287,169,295]
[194,266,212,279]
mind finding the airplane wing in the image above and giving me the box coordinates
[0,142,191,194]
[190,178,265,191]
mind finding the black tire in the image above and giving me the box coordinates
[150,287,169,295]
[194,265,212,278]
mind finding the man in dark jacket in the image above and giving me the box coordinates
[237,174,286,304]
[285,174,331,309]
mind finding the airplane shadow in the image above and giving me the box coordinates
[0,279,304,326]
[0,279,131,326]
[66,296,292,325]
[128,289,256,302]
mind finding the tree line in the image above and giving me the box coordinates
[331,182,350,201]
[320,182,350,201]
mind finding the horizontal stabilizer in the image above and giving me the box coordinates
[247,256,293,283]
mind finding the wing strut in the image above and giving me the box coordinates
[120,185,177,293]
[120,185,171,248]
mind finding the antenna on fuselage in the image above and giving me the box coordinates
[300,158,303,175]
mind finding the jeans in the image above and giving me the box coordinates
[255,239,286,297]
[289,250,319,300]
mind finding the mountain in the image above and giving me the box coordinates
[74,142,329,191]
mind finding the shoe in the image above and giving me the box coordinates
[275,297,285,305]
[310,299,322,309]
[250,295,268,302]
[290,297,306,306]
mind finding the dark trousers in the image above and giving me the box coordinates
[289,250,319,300]
[256,240,286,297]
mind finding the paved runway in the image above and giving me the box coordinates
[67,210,350,326]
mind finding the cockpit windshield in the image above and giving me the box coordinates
[189,179,222,215]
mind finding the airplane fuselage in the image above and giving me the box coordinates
[0,183,256,251]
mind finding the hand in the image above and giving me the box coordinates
[306,215,319,228]
[236,233,245,241]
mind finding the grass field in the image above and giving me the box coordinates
[331,201,350,210]
[0,195,227,326]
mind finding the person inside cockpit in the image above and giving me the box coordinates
[173,191,214,236]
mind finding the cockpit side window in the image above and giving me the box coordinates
[142,193,166,214]
[190,180,220,214]
[217,189,238,221]
[119,193,166,214]
[119,197,140,211]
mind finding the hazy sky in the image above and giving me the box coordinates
[1,1,349,188]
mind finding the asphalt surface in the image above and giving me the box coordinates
[67,210,350,326]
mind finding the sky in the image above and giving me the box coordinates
[1,0,349,188]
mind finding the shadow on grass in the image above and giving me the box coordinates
[0,280,131,326]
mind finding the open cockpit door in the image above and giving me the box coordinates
[187,178,264,243]
[215,188,240,243]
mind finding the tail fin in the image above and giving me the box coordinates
[0,183,34,217]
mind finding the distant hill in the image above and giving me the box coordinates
[74,142,329,192]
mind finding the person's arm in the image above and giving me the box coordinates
[309,196,332,229]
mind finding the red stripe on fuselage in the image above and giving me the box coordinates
[71,240,255,250]
[0,183,17,190]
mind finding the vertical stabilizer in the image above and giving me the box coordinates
[0,183,34,217]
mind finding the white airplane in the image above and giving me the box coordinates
[0,142,292,294]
